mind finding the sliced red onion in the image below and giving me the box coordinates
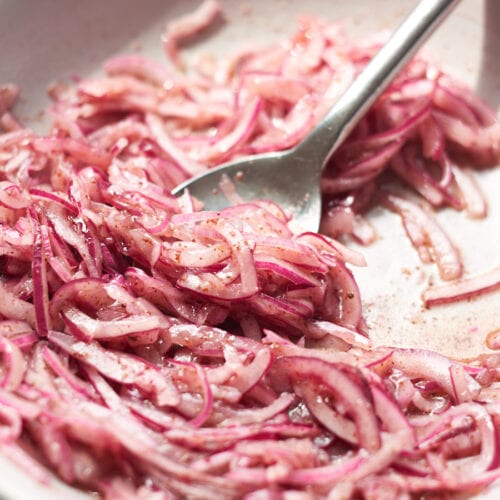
[0,3,499,498]
[61,306,165,341]
[104,55,172,87]
[32,137,112,169]
[368,374,416,443]
[254,255,320,287]
[274,356,381,452]
[0,388,41,419]
[389,348,479,403]
[421,403,496,481]
[449,363,481,403]
[295,441,400,487]
[194,98,262,163]
[296,231,367,267]
[214,218,259,294]
[164,240,231,268]
[186,362,213,428]
[220,392,296,426]
[380,192,463,280]
[0,182,30,209]
[146,113,204,176]
[162,0,221,68]
[28,189,79,216]
[1,443,52,484]
[0,336,26,391]
[451,164,488,219]
[423,266,500,307]
[307,320,371,348]
[42,345,96,399]
[28,208,51,337]
[28,419,76,483]
[299,379,358,445]
[48,331,180,406]
[0,111,22,132]
[0,84,20,115]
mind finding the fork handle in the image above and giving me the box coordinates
[294,0,460,170]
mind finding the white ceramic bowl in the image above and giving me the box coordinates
[0,0,498,498]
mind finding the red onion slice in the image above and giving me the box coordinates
[162,0,221,68]
[380,192,463,280]
[274,356,381,452]
[48,331,180,407]
[423,266,500,307]
[0,336,26,391]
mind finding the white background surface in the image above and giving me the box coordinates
[0,0,499,498]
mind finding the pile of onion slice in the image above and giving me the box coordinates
[1,1,500,498]
[31,0,499,291]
